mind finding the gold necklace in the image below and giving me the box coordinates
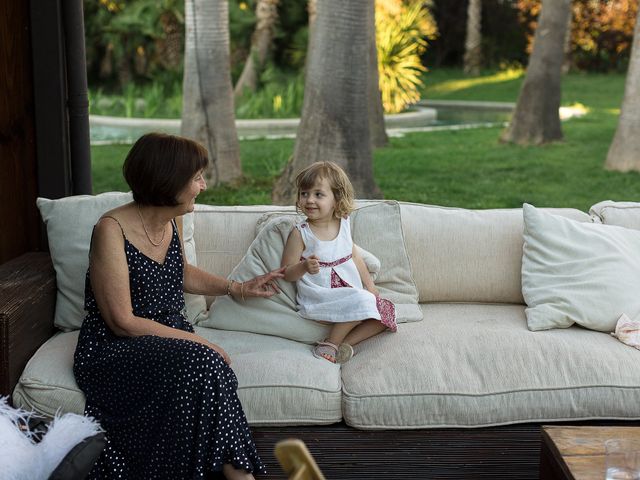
[137,204,166,247]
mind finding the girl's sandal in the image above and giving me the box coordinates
[336,343,354,364]
[313,341,338,363]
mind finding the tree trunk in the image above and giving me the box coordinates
[561,7,572,74]
[181,0,241,185]
[500,0,571,145]
[272,0,381,205]
[233,0,279,97]
[368,0,388,148]
[463,0,482,76]
[307,0,317,29]
[605,9,640,172]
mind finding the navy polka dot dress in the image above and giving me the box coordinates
[74,219,265,479]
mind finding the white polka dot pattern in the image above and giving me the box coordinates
[74,222,266,478]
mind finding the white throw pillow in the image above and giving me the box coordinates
[198,215,331,343]
[198,201,421,343]
[521,203,640,332]
[590,201,640,230]
[37,192,203,330]
[254,201,422,322]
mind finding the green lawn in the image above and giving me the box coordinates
[91,68,640,211]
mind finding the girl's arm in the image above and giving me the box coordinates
[281,228,318,281]
[353,244,379,296]
[90,217,231,363]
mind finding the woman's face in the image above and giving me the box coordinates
[177,169,206,212]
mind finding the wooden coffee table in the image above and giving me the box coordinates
[540,426,640,480]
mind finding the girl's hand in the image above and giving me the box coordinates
[304,255,320,274]
[241,267,285,298]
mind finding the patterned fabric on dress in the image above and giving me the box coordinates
[295,217,396,331]
[74,220,265,479]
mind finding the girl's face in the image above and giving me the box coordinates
[176,169,206,213]
[298,177,336,222]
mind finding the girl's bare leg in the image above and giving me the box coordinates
[342,319,386,347]
[326,321,361,346]
[223,464,255,480]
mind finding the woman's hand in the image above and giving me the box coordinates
[237,267,286,299]
[304,255,320,274]
[207,342,231,365]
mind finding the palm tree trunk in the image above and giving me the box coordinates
[368,0,388,148]
[272,0,381,204]
[181,0,241,185]
[233,0,279,97]
[500,0,571,145]
[463,0,482,76]
[605,9,640,172]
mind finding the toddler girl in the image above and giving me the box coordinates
[281,161,396,363]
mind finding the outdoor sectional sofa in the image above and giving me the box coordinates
[2,193,640,479]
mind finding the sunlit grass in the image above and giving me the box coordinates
[425,68,524,96]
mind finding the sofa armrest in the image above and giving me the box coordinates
[0,252,57,398]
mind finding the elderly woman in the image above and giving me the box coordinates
[74,133,282,479]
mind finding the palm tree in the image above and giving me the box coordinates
[463,0,482,76]
[272,0,381,204]
[500,0,572,145]
[181,0,241,185]
[369,0,388,148]
[233,0,280,97]
[605,9,640,172]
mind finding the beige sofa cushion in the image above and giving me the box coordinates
[13,328,342,426]
[590,201,640,229]
[398,203,590,303]
[522,203,640,332]
[36,193,203,330]
[342,303,640,429]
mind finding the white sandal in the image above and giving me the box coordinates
[336,343,354,364]
[313,341,338,363]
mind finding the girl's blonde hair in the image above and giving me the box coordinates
[295,161,355,218]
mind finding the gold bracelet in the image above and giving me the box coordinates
[226,279,234,297]
[240,282,245,301]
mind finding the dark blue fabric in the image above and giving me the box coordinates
[74,222,265,479]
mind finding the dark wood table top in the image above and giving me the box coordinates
[542,426,640,480]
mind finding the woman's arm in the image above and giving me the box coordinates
[90,218,231,363]
[281,228,318,281]
[352,244,379,295]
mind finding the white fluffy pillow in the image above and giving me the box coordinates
[37,192,203,330]
[522,203,640,332]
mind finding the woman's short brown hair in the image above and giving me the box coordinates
[123,133,208,206]
[295,161,355,218]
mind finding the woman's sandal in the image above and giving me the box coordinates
[336,343,354,364]
[313,341,339,363]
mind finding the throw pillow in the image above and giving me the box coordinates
[37,192,203,330]
[198,201,422,343]
[255,201,422,321]
[521,203,640,332]
[589,200,640,230]
[197,215,331,343]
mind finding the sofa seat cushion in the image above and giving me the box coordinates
[13,328,342,426]
[341,303,640,429]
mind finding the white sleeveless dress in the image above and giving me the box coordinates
[295,217,396,330]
